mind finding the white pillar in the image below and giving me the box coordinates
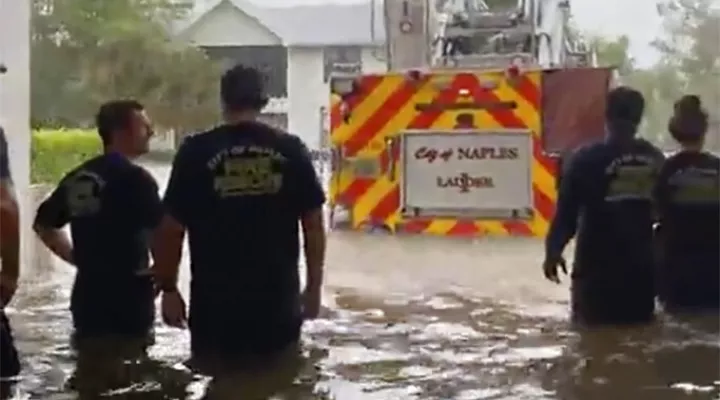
[0,0,32,268]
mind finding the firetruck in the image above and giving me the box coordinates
[327,0,614,237]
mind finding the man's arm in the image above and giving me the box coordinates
[0,127,20,285]
[545,149,585,261]
[289,137,327,294]
[152,141,194,292]
[33,184,74,265]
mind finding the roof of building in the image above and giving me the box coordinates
[176,0,385,47]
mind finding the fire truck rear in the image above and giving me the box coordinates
[327,0,614,237]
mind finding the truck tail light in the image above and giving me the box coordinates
[506,64,520,80]
[406,69,423,83]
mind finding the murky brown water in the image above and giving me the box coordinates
[3,164,718,399]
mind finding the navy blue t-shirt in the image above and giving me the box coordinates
[163,122,325,355]
[653,150,719,307]
[546,138,665,321]
[34,154,162,337]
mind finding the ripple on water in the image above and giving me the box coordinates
[9,199,720,399]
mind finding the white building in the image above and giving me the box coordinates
[176,0,387,149]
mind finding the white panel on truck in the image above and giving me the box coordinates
[401,130,534,220]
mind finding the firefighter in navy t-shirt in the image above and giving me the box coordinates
[152,65,327,370]
[34,100,162,349]
[543,87,665,325]
[653,95,719,312]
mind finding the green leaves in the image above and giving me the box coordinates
[31,0,220,131]
[31,129,102,184]
[590,35,634,75]
[590,0,719,151]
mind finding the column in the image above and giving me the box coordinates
[0,0,32,268]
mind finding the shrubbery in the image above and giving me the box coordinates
[31,129,101,184]
[31,129,177,184]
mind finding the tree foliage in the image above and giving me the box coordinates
[31,0,222,132]
[591,0,720,150]
[590,35,634,75]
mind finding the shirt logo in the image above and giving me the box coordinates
[66,170,105,216]
[207,145,286,197]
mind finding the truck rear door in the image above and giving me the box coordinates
[540,67,614,156]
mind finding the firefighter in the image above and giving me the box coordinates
[653,95,719,312]
[152,64,326,372]
[542,86,665,325]
[33,100,161,350]
[0,126,21,379]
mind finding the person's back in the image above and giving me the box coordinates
[34,101,161,345]
[544,86,664,325]
[654,96,720,311]
[177,123,318,357]
[40,155,156,338]
[569,138,664,323]
[154,65,327,368]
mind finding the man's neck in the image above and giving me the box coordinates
[680,142,704,152]
[104,145,135,160]
[224,111,258,126]
[605,121,637,145]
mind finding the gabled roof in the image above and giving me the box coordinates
[175,0,385,47]
[174,0,283,42]
[262,2,385,46]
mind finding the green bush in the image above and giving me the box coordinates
[32,129,101,184]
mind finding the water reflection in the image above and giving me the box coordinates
[66,337,190,399]
[547,317,720,400]
[6,280,720,399]
[4,163,718,399]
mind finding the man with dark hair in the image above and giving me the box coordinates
[0,126,21,378]
[33,100,162,349]
[152,64,326,371]
[542,86,665,325]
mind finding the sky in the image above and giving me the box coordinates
[571,0,663,67]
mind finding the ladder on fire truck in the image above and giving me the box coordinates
[381,0,595,72]
[328,0,595,83]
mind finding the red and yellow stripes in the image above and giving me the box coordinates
[328,71,558,237]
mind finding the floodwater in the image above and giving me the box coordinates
[3,163,719,400]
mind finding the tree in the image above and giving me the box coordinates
[586,1,720,150]
[591,35,635,75]
[31,0,222,131]
[652,0,720,150]
[589,35,668,144]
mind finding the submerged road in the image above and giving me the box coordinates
[3,162,718,399]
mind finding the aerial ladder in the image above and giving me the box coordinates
[382,0,596,71]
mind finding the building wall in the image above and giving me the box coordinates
[287,45,386,148]
[287,46,325,148]
[180,2,388,149]
[201,45,288,98]
[182,2,290,130]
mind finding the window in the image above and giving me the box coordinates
[323,46,362,81]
